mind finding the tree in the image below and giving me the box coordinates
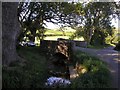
[2,2,20,66]
[18,2,61,42]
[17,2,80,43]
[71,2,118,45]
[88,2,116,45]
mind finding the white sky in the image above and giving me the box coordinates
[111,18,119,29]
[44,22,60,29]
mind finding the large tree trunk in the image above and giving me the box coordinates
[2,2,20,66]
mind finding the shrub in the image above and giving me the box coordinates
[70,51,111,88]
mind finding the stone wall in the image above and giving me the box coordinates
[40,39,74,61]
[74,41,87,48]
[40,40,57,55]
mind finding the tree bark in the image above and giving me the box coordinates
[2,2,20,66]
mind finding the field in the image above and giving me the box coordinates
[35,29,84,44]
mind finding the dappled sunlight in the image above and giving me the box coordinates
[69,66,79,79]
[101,53,120,63]
[3,1,120,88]
[70,74,79,79]
[69,64,88,79]
[44,36,69,40]
[97,51,119,62]
[113,58,120,62]
[75,46,119,88]
[44,36,84,41]
[106,53,119,56]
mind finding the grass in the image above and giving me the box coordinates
[34,29,84,44]
[70,50,112,88]
[2,47,49,88]
[44,30,73,36]
[44,29,84,41]
[87,44,113,49]
[44,36,70,40]
[2,46,112,88]
[44,36,84,41]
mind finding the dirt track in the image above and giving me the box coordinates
[74,46,120,88]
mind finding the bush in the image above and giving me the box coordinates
[70,51,111,88]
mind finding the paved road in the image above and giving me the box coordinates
[74,46,120,88]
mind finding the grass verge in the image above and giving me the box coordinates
[70,50,112,88]
[87,44,113,49]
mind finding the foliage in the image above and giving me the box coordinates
[72,2,118,45]
[70,51,111,88]
[17,2,79,43]
[3,47,49,88]
[69,26,84,40]
[18,2,118,46]
[114,41,120,51]
[111,32,120,44]
[18,2,59,42]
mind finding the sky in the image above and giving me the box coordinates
[111,18,119,30]
[44,21,59,29]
